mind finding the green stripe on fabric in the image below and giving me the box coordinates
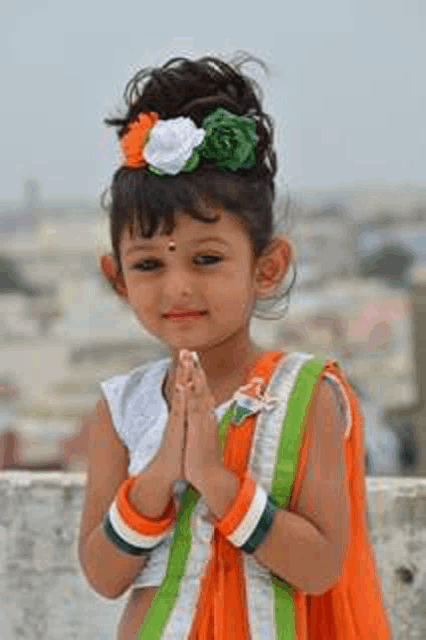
[272,359,326,508]
[137,406,235,639]
[270,358,327,640]
[217,405,237,453]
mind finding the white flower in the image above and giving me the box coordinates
[144,117,205,175]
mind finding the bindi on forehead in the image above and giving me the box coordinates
[123,235,230,257]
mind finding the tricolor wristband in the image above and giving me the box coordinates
[103,512,159,556]
[216,473,277,555]
[103,475,176,556]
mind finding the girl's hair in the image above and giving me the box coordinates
[102,52,296,319]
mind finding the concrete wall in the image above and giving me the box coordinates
[0,472,425,639]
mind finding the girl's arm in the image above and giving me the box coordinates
[78,397,176,599]
[252,377,350,594]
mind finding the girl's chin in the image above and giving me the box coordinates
[167,340,205,352]
[164,335,213,354]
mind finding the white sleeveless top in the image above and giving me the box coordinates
[99,353,351,591]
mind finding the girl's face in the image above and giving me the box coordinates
[117,209,259,354]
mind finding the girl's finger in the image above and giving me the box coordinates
[175,355,190,396]
[186,381,198,419]
[179,349,192,368]
[191,362,205,394]
[186,379,196,393]
[177,355,191,389]
[173,382,185,406]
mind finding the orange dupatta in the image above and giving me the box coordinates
[289,361,392,639]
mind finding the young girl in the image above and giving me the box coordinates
[78,55,392,639]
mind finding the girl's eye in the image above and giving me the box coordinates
[194,255,222,266]
[133,259,161,272]
[133,255,222,272]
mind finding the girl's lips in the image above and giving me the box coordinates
[164,311,208,320]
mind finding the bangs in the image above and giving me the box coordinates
[110,170,220,263]
[109,169,272,267]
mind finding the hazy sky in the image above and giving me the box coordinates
[1,0,424,202]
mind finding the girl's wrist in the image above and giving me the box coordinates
[130,464,176,520]
[103,475,175,561]
[151,456,182,486]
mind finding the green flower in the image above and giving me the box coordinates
[200,108,257,171]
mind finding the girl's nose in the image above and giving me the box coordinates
[163,266,194,297]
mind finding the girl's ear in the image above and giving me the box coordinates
[254,235,294,299]
[99,254,128,300]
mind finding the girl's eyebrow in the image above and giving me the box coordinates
[192,236,229,247]
[124,236,229,256]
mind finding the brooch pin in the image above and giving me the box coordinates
[229,377,278,426]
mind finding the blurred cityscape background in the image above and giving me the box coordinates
[0,178,425,477]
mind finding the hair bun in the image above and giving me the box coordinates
[104,55,276,181]
[177,94,246,122]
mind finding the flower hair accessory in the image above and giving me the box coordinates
[119,107,257,175]
[120,112,159,169]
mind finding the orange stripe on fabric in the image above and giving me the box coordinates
[116,475,175,536]
[215,474,256,538]
[188,351,284,640]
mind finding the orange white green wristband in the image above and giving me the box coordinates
[103,475,176,556]
[215,472,278,554]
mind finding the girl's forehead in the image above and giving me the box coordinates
[120,210,249,251]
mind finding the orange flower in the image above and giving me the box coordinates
[120,111,159,168]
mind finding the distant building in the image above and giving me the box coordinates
[0,179,42,236]
[385,265,426,475]
[0,255,41,297]
[0,178,99,245]
[290,204,358,288]
[357,218,425,268]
